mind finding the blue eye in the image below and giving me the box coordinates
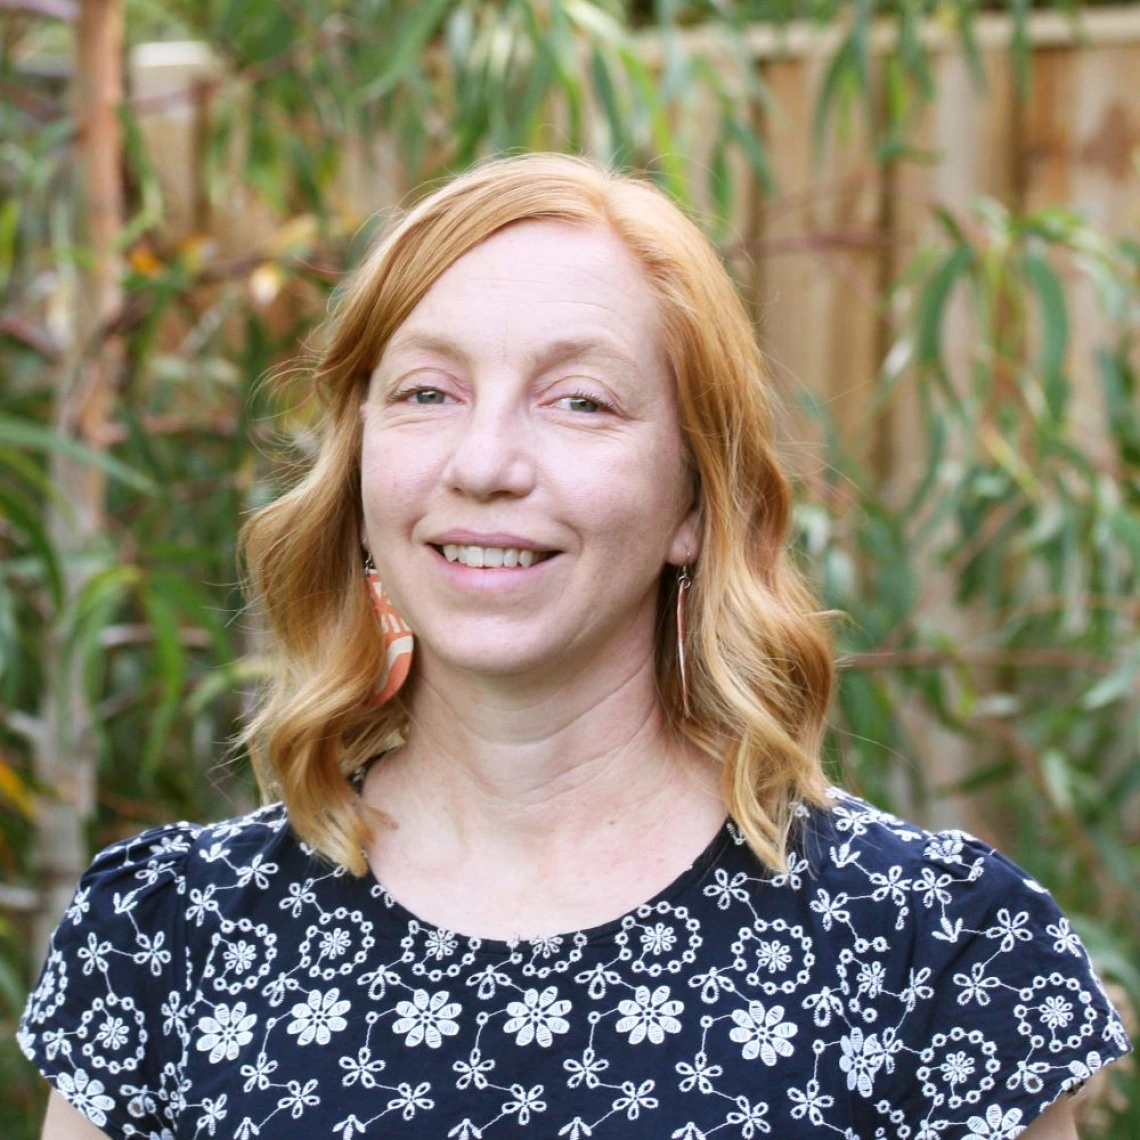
[555,394,613,414]
[400,387,449,405]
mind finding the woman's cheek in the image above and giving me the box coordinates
[362,434,443,501]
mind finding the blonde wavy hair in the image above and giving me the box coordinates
[240,152,834,875]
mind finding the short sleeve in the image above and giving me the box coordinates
[18,821,198,1140]
[887,831,1132,1138]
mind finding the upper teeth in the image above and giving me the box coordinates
[442,545,541,568]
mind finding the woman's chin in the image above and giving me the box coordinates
[417,641,566,686]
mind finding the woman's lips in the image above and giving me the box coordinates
[434,543,558,569]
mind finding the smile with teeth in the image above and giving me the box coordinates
[439,544,554,569]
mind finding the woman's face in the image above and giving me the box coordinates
[360,219,700,688]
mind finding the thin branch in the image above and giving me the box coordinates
[90,413,239,447]
[98,785,176,823]
[840,647,1119,675]
[2,709,45,745]
[99,623,212,650]
[200,252,342,285]
[0,75,67,122]
[991,594,1140,626]
[0,0,76,19]
[92,253,340,345]
[90,689,142,722]
[0,312,63,361]
[728,228,901,258]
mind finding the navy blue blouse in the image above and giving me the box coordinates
[19,789,1131,1139]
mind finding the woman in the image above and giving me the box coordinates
[21,153,1130,1139]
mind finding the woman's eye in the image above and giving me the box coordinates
[555,394,610,414]
[399,387,449,405]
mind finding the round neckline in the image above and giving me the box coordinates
[370,820,732,955]
[349,761,733,954]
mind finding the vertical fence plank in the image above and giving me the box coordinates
[130,42,216,241]
[751,52,883,471]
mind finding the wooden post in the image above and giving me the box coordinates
[31,0,124,961]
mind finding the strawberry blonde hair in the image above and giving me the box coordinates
[240,152,834,874]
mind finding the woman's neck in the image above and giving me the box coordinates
[358,651,725,939]
[375,651,709,844]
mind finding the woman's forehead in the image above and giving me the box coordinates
[382,220,667,372]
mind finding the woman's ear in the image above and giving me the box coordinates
[668,502,702,567]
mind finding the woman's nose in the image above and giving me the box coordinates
[440,402,537,500]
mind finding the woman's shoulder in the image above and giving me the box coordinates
[17,802,304,1132]
[771,789,1132,1118]
[21,801,300,1022]
[785,788,1089,949]
[65,801,294,908]
[803,787,1047,890]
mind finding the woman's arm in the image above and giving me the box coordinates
[42,1090,110,1140]
[1021,1096,1079,1140]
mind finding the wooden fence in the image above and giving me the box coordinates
[129,7,1140,491]
[730,8,1140,493]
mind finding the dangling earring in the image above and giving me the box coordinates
[676,563,692,719]
[363,551,414,705]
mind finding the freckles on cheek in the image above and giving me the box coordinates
[601,439,689,505]
[361,446,440,525]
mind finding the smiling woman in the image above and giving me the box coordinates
[358,220,699,716]
[18,153,1131,1140]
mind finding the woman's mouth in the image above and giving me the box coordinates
[434,544,558,569]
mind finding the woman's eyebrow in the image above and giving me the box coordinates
[382,332,643,380]
[382,330,471,366]
[526,336,643,379]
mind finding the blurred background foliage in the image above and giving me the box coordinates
[1,0,1137,1135]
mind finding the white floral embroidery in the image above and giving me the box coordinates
[198,1092,228,1135]
[1039,995,1073,1030]
[15,793,1129,1140]
[728,1000,797,1064]
[287,987,350,1046]
[564,1047,609,1089]
[386,1080,434,1120]
[839,1027,887,1097]
[641,923,677,955]
[425,928,458,960]
[56,1068,115,1126]
[503,1083,546,1125]
[615,985,684,1045]
[277,1077,320,1118]
[503,987,572,1046]
[612,1078,658,1120]
[725,1095,771,1137]
[963,1104,1024,1139]
[195,1001,257,1063]
[93,1014,129,1051]
[676,1051,723,1094]
[787,1079,834,1125]
[392,988,461,1048]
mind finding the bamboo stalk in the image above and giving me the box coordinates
[31,0,124,964]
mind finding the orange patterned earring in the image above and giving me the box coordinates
[363,552,414,705]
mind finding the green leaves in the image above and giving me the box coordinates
[814,197,1140,1057]
[3,7,1138,1134]
[1023,252,1068,390]
[359,0,454,104]
[914,245,974,370]
[0,416,155,494]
